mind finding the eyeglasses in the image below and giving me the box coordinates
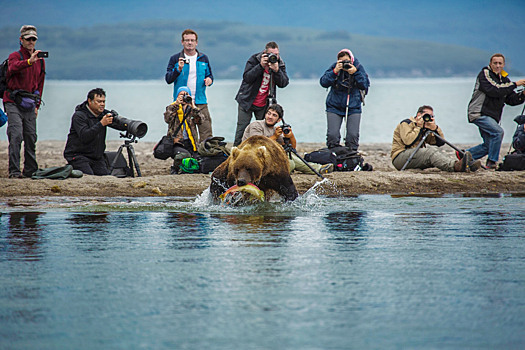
[24,37,37,42]
[183,39,196,42]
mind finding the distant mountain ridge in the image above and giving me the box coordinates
[0,20,511,80]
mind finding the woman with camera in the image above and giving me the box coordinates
[163,86,203,174]
[320,48,370,151]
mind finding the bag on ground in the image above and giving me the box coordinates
[104,151,132,177]
[153,135,175,160]
[497,152,525,171]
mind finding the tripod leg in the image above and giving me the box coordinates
[127,144,142,177]
[431,131,465,156]
[400,131,431,171]
[109,145,125,175]
[289,148,325,180]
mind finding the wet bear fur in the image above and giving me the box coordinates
[210,135,298,201]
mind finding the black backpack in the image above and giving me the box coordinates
[104,151,132,177]
[305,146,372,171]
[0,52,23,98]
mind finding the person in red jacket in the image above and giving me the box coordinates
[3,25,46,178]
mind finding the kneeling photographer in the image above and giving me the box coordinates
[64,88,141,176]
[163,86,204,174]
[391,105,481,172]
[242,104,333,175]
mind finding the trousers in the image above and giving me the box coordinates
[5,102,38,177]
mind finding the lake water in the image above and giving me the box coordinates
[1,78,524,145]
[1,192,525,349]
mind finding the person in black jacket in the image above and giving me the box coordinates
[233,41,289,146]
[466,53,525,169]
[63,88,125,175]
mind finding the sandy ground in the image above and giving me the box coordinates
[1,140,524,199]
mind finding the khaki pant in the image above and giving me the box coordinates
[392,147,455,172]
[288,152,322,175]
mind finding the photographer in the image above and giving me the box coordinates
[63,88,127,175]
[165,29,214,143]
[320,49,370,151]
[466,53,525,169]
[163,86,204,174]
[233,41,289,146]
[242,104,333,175]
[4,25,46,178]
[391,105,481,172]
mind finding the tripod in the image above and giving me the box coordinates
[401,128,465,171]
[109,132,142,177]
[282,137,325,180]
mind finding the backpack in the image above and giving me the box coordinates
[497,152,525,171]
[0,52,23,98]
[105,151,132,177]
[305,146,372,171]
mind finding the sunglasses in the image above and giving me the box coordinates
[24,37,37,42]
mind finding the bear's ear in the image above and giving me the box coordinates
[256,146,268,159]
[231,147,240,160]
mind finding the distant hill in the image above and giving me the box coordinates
[0,20,502,80]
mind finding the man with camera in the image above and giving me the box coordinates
[465,53,525,169]
[391,105,481,172]
[242,104,333,175]
[320,49,370,152]
[163,86,204,174]
[63,88,127,175]
[233,41,289,146]
[3,25,46,178]
[165,29,213,144]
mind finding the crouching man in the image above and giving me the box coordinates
[63,88,126,175]
[242,103,333,175]
[391,105,481,172]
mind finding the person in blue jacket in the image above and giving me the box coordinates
[165,29,214,144]
[320,49,370,151]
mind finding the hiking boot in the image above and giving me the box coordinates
[320,163,334,174]
[469,159,482,172]
[454,151,472,172]
[485,160,497,170]
[455,150,465,160]
[8,173,24,179]
[170,165,180,175]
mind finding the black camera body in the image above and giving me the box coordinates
[110,110,148,139]
[422,113,433,122]
[342,60,353,70]
[183,95,192,104]
[182,57,190,64]
[37,51,49,58]
[267,53,279,64]
[281,123,292,135]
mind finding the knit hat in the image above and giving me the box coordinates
[338,48,354,64]
[176,86,191,96]
[20,25,38,40]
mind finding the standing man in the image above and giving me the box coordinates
[233,41,289,146]
[165,29,213,144]
[3,25,46,178]
[320,49,369,151]
[466,53,525,169]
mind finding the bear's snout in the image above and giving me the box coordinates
[236,168,252,187]
[237,179,247,187]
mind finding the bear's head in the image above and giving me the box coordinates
[229,145,270,186]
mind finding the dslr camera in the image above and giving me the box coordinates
[267,53,279,64]
[109,110,148,139]
[281,122,292,135]
[422,113,433,122]
[183,95,192,104]
[342,60,353,70]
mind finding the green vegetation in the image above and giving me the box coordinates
[0,20,495,80]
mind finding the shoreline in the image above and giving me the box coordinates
[1,140,525,199]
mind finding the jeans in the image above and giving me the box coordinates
[233,104,267,146]
[326,111,361,151]
[466,116,504,162]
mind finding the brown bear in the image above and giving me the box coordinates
[210,135,298,202]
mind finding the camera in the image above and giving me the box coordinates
[422,113,433,122]
[267,53,279,64]
[37,51,49,58]
[281,123,292,135]
[342,60,353,70]
[110,110,148,139]
[183,95,192,104]
[515,85,525,94]
[182,57,190,64]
